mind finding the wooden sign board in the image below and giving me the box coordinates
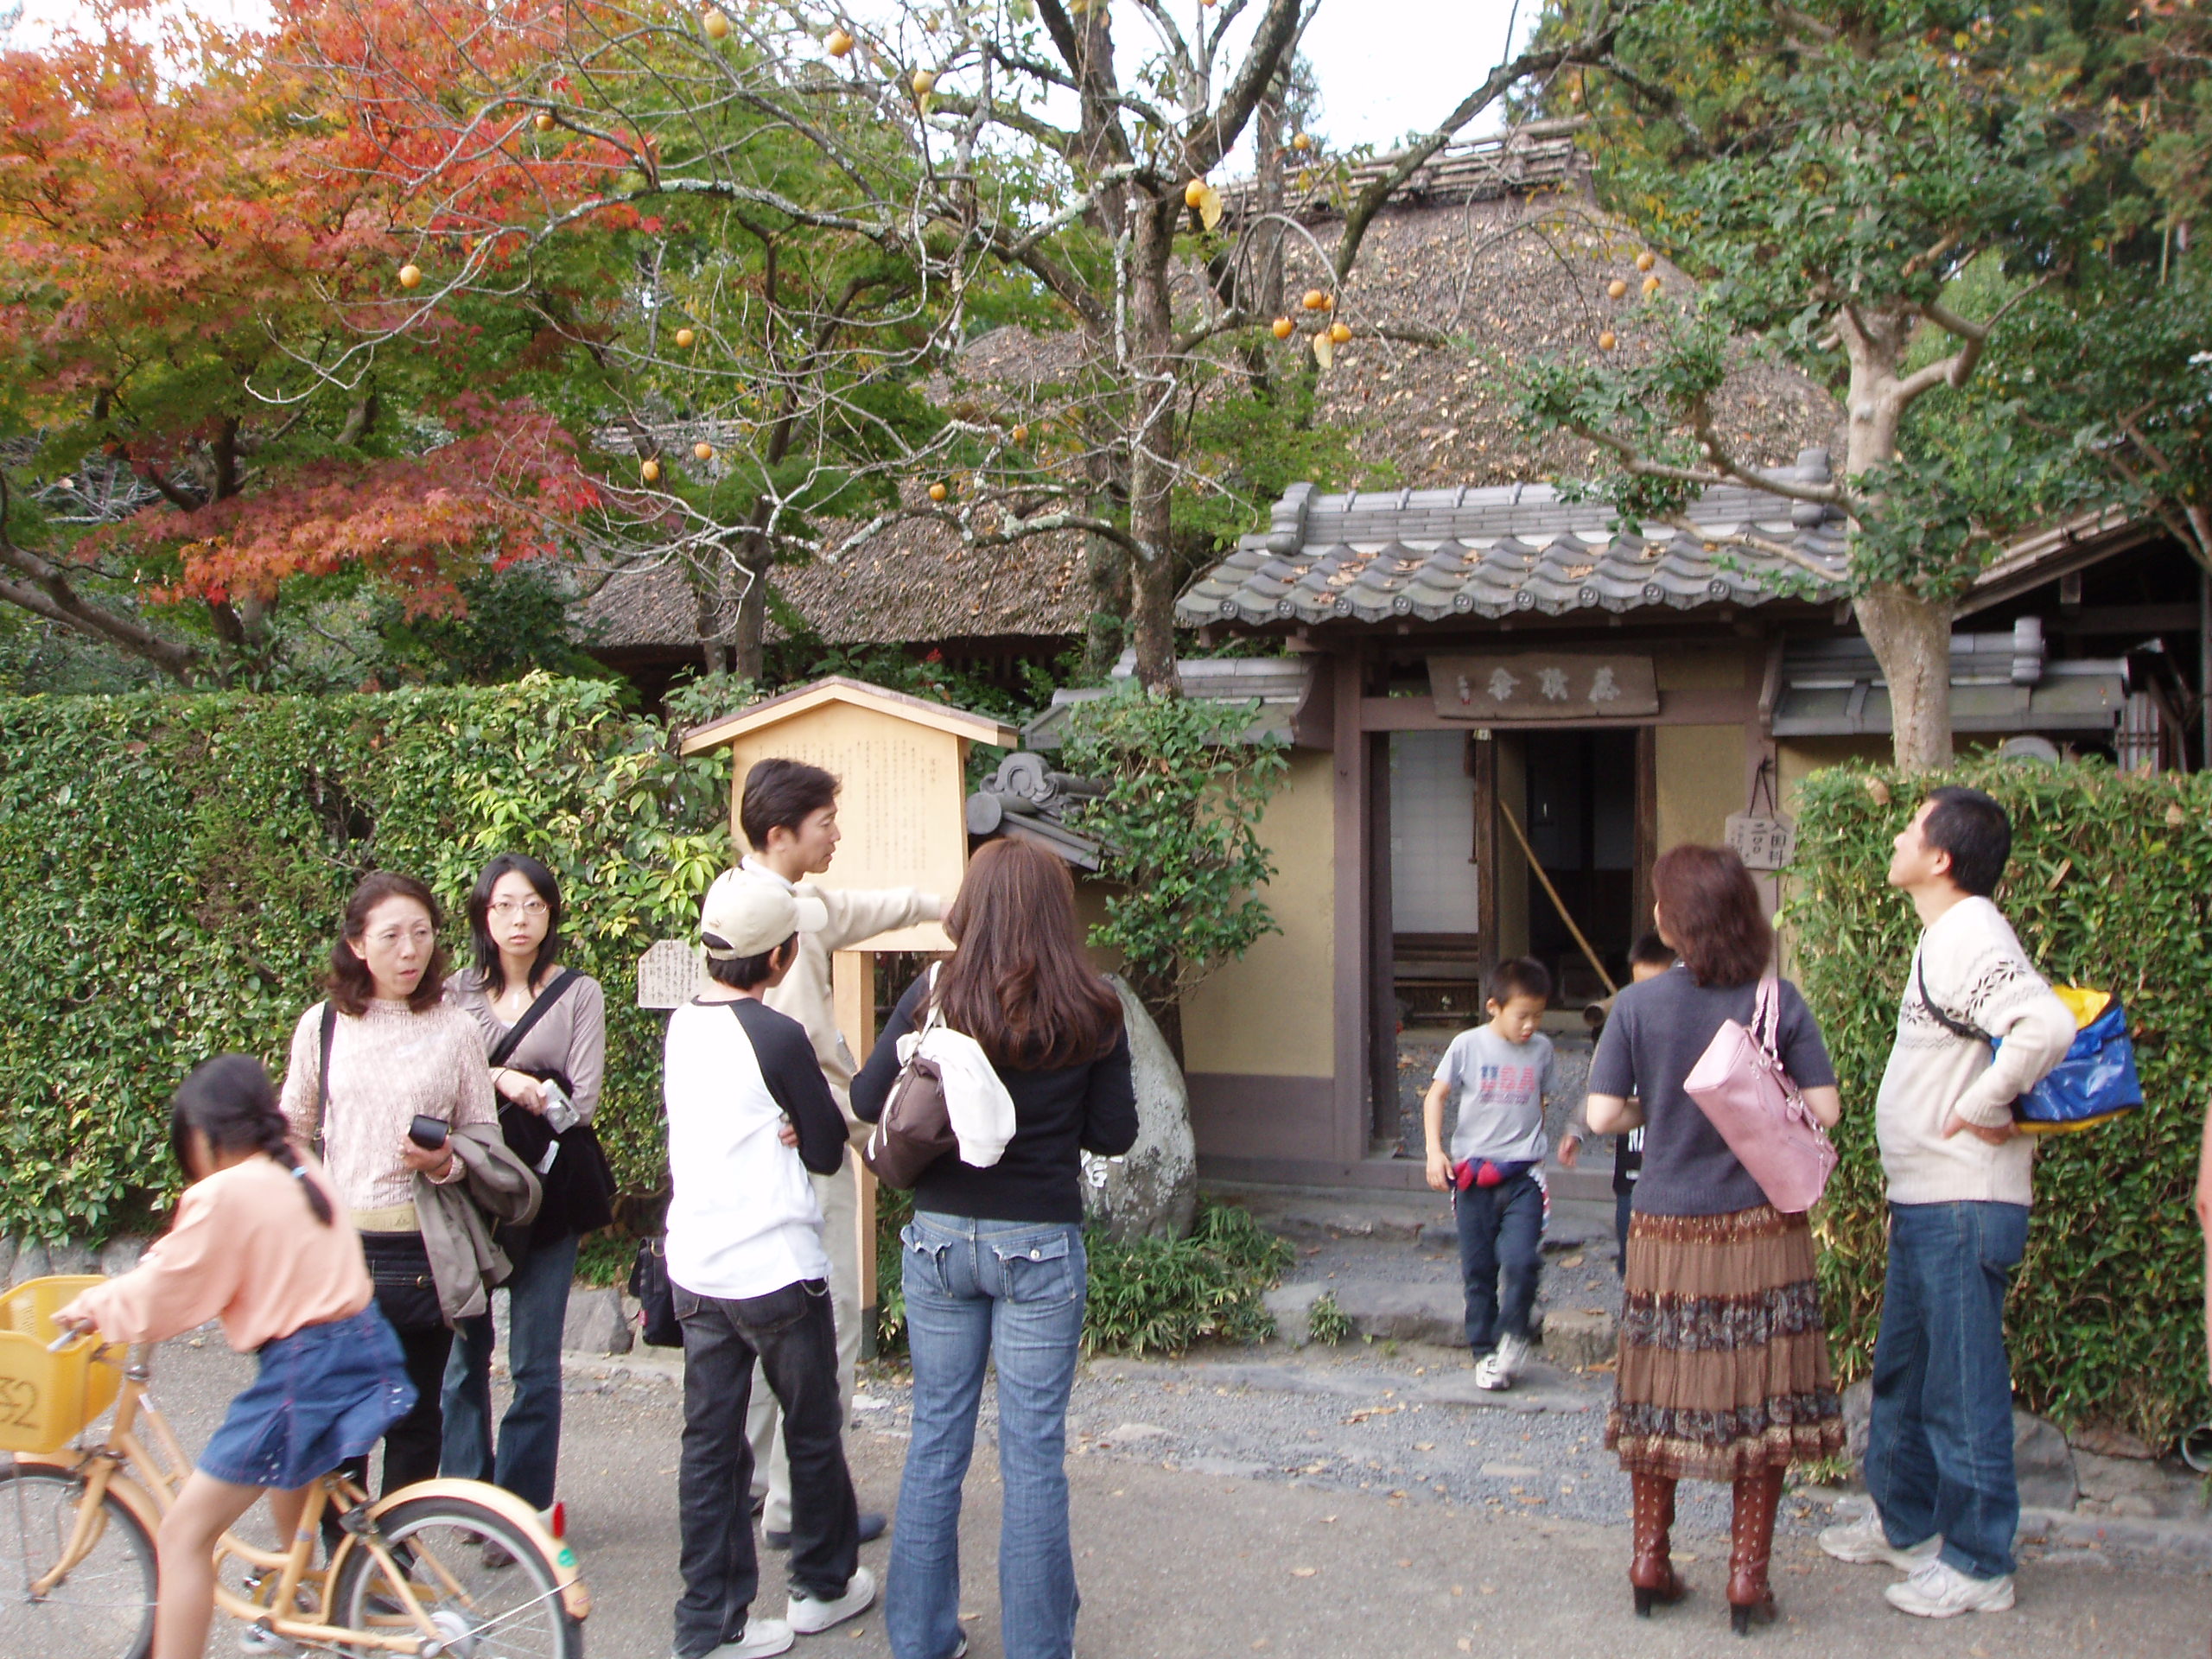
[636,939,707,1009]
[1726,812,1797,871]
[1428,653,1658,721]
[681,677,1019,952]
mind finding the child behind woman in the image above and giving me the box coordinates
[57,1055,414,1659]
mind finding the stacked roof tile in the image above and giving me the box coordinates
[1176,467,1851,629]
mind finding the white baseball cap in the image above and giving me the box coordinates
[698,870,826,960]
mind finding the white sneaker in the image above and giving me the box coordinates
[1475,1332,1529,1391]
[692,1618,795,1658]
[787,1565,876,1634]
[1818,1507,1941,1572]
[1883,1559,2015,1618]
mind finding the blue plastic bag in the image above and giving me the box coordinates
[2005,995,2142,1136]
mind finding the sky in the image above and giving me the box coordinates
[4,0,1539,152]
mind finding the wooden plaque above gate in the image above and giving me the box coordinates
[1427,653,1659,721]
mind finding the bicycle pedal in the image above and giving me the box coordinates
[237,1622,301,1656]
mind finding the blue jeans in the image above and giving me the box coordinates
[440,1232,578,1510]
[1864,1201,2029,1580]
[890,1213,1086,1659]
[1453,1171,1543,1353]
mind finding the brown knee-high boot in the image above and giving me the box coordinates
[1726,1466,1785,1636]
[1629,1471,1688,1616]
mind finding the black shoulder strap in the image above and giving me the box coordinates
[486,969,582,1070]
[316,1001,337,1148]
[1915,954,1987,1042]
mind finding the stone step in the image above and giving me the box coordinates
[1264,1277,1618,1371]
[1088,1354,1599,1415]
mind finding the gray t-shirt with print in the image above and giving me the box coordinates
[1433,1027,1557,1165]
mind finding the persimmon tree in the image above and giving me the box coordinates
[0,3,607,683]
[303,0,1650,686]
[1517,0,2197,769]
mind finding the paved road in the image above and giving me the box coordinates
[117,1333,2209,1659]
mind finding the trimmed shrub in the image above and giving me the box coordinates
[1788,760,2212,1444]
[0,677,728,1241]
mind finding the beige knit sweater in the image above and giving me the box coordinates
[280,999,499,1212]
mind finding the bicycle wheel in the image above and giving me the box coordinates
[330,1491,583,1659]
[0,1461,156,1659]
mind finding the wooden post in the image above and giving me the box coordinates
[832,950,879,1357]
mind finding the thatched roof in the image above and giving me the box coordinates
[1276,191,1840,488]
[583,499,1090,654]
[583,141,1842,657]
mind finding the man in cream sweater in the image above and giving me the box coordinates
[738,757,944,1550]
[1820,787,2075,1620]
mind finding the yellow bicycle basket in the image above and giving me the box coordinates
[0,1275,119,1454]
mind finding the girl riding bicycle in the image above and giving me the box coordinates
[55,1054,415,1659]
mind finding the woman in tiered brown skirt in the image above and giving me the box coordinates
[1583,845,1847,1636]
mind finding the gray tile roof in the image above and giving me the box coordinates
[1176,463,1852,629]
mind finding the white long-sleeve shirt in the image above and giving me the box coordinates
[1874,897,2077,1207]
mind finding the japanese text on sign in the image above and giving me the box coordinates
[1427,654,1658,721]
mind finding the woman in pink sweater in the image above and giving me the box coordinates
[58,1055,412,1659]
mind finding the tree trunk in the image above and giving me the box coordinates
[1840,307,1955,770]
[1854,583,1955,772]
[1127,200,1180,692]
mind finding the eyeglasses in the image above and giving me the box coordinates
[369,925,436,948]
[489,899,550,918]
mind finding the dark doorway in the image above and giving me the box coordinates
[1521,729,1638,1004]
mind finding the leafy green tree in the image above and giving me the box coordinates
[324,0,1649,690]
[1516,0,2184,769]
[1060,687,1290,1057]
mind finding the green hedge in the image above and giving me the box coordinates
[0,677,728,1241]
[1788,760,2212,1445]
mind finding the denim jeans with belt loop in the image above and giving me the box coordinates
[671,1277,858,1658]
[1863,1199,2031,1581]
[889,1212,1087,1659]
[440,1230,579,1510]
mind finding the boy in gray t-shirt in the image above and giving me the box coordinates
[1422,957,1557,1391]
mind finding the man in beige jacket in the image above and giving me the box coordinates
[738,757,944,1548]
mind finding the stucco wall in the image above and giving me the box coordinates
[1778,735,1891,810]
[1655,643,1759,692]
[1655,723,1751,852]
[1180,747,1337,1078]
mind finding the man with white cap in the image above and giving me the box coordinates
[664,870,874,1659]
[736,756,943,1549]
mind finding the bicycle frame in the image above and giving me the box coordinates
[20,1340,588,1652]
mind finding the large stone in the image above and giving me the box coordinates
[0,1237,16,1286]
[1262,1282,1325,1347]
[1079,977,1197,1243]
[2075,1451,2208,1521]
[1842,1378,1872,1467]
[2015,1410,2079,1511]
[1536,1306,1616,1372]
[98,1236,149,1276]
[8,1240,51,1287]
[2070,1421,2157,1460]
[562,1286,633,1356]
[47,1240,99,1276]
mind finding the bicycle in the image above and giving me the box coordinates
[1,1274,591,1657]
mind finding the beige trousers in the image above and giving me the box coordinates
[747,1160,862,1530]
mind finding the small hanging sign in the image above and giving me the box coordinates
[1726,759,1796,871]
[1726,812,1797,871]
[637,939,706,1009]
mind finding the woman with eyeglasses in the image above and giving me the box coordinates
[440,854,610,1533]
[279,870,498,1497]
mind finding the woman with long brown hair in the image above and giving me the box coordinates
[1583,844,1846,1637]
[852,838,1136,1659]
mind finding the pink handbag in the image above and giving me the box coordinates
[1681,976,1838,1214]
